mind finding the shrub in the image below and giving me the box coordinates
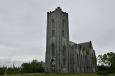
[107,70,114,74]
[97,71,108,75]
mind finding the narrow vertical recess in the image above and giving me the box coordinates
[52,19,55,29]
[52,43,55,56]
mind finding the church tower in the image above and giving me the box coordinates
[45,7,69,73]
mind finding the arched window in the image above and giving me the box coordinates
[52,20,55,29]
[52,43,55,56]
[63,45,66,56]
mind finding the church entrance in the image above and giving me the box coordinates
[51,59,55,73]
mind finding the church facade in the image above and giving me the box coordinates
[45,7,96,73]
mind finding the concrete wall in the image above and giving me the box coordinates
[45,7,69,73]
[45,7,96,73]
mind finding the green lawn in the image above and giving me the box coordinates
[0,73,99,76]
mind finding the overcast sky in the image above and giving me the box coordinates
[0,0,115,67]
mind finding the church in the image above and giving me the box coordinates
[45,7,96,73]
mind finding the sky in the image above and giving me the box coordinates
[0,0,115,67]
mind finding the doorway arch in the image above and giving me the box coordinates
[51,59,55,73]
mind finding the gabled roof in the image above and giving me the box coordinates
[69,41,93,54]
[78,41,92,54]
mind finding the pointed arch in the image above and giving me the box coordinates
[51,59,55,73]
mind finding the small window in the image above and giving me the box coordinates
[52,30,55,36]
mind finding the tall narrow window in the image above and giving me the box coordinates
[52,20,55,29]
[62,30,64,37]
[77,54,78,66]
[52,43,55,56]
[63,46,66,56]
[63,59,65,65]
[62,20,64,37]
[52,30,55,36]
[62,20,64,29]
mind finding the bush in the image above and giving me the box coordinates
[97,71,108,75]
[107,70,114,74]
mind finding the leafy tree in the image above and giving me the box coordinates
[97,52,115,71]
[21,59,44,73]
[0,66,7,75]
[21,62,31,73]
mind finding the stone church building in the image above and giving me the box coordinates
[45,7,96,73]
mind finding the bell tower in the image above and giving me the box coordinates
[45,7,69,73]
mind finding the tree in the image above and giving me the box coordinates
[97,52,115,71]
[21,59,44,73]
[21,62,31,73]
[98,54,105,66]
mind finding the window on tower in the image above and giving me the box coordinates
[52,20,55,29]
[77,54,78,66]
[63,59,65,65]
[62,20,64,29]
[63,46,66,56]
[52,43,55,56]
[52,30,55,36]
[62,30,64,37]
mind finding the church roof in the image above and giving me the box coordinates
[69,41,92,54]
[78,41,92,54]
[69,41,76,46]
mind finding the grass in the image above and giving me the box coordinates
[0,73,100,76]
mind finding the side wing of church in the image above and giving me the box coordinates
[45,7,96,73]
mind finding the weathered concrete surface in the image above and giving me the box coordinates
[45,7,96,73]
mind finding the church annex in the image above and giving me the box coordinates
[45,7,96,73]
